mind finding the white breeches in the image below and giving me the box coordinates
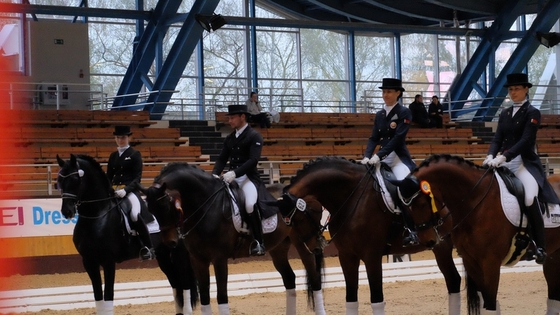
[234,175,258,214]
[503,156,538,206]
[126,192,141,221]
[383,152,411,180]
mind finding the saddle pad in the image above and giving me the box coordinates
[496,173,560,228]
[374,164,401,215]
[123,214,160,236]
[227,186,278,234]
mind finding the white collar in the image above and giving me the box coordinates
[117,145,130,156]
[235,123,248,137]
[384,103,398,113]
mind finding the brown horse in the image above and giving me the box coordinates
[395,154,560,315]
[139,162,326,315]
[271,156,462,315]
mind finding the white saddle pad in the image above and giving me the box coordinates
[374,164,402,214]
[496,173,560,228]
[227,186,278,234]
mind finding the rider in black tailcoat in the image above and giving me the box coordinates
[483,73,560,264]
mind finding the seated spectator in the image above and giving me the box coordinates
[428,95,444,128]
[409,94,430,128]
[245,92,271,128]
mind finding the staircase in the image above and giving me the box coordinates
[169,120,224,161]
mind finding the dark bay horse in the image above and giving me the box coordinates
[139,162,326,315]
[271,156,462,315]
[396,154,560,315]
[56,154,198,315]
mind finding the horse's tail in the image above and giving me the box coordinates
[466,273,480,315]
[307,250,325,309]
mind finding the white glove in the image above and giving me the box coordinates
[368,154,380,165]
[212,174,220,179]
[115,189,127,198]
[482,155,493,166]
[223,171,236,183]
[488,155,507,168]
[360,157,370,165]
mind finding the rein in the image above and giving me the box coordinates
[62,192,122,220]
[177,184,227,238]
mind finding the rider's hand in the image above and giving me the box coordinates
[488,155,506,168]
[223,171,236,183]
[482,155,493,166]
[115,189,126,198]
[360,157,370,165]
[368,154,380,165]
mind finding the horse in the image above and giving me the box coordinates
[394,154,560,315]
[56,154,198,315]
[270,156,462,315]
[139,162,326,315]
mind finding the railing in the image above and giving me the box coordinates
[5,157,560,198]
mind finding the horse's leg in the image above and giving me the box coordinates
[291,237,327,315]
[101,262,116,315]
[362,255,386,315]
[189,255,212,315]
[82,258,111,315]
[155,244,193,315]
[337,251,361,315]
[544,245,560,315]
[432,239,462,315]
[212,259,230,315]
[269,239,298,315]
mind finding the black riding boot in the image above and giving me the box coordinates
[247,212,265,256]
[132,216,155,261]
[525,198,547,264]
[401,209,419,247]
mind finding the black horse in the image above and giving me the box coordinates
[140,162,326,315]
[56,154,198,315]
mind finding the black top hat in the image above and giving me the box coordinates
[378,78,405,91]
[226,104,249,116]
[503,73,533,88]
[113,125,132,136]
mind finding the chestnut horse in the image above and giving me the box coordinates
[271,156,462,315]
[140,162,326,315]
[396,154,560,315]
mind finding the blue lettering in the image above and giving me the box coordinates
[51,211,61,224]
[33,206,44,224]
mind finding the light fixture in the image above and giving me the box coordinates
[195,14,227,32]
[536,32,560,48]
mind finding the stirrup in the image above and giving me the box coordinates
[250,241,266,256]
[139,246,155,261]
[534,247,547,264]
[402,230,419,247]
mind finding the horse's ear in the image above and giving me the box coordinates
[70,154,77,165]
[56,155,65,167]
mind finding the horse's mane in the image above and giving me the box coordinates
[413,154,481,173]
[156,162,207,182]
[76,154,106,175]
[289,156,354,186]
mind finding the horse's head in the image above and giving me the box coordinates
[56,154,85,219]
[56,154,112,219]
[272,192,327,254]
[140,182,182,248]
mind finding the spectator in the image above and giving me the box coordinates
[428,95,444,128]
[107,125,155,261]
[245,92,271,128]
[482,73,560,264]
[361,78,418,246]
[409,94,430,128]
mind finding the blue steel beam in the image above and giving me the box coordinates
[447,0,529,117]
[112,0,183,109]
[144,0,220,119]
[475,0,560,121]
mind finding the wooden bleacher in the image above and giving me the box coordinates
[0,109,208,198]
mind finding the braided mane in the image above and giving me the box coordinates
[414,154,481,173]
[289,156,355,186]
[156,162,207,182]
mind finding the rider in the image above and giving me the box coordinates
[483,72,560,264]
[107,125,155,261]
[212,104,266,256]
[360,78,419,246]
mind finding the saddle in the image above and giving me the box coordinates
[225,181,278,235]
[376,162,405,213]
[495,167,526,213]
[116,193,158,236]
